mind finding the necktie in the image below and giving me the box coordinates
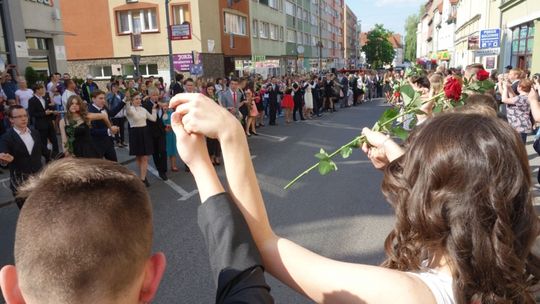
[233,92,237,107]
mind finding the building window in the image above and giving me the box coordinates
[287,29,296,43]
[26,38,48,50]
[511,22,535,70]
[304,33,309,45]
[280,26,284,41]
[297,31,303,44]
[260,0,282,10]
[172,4,191,25]
[296,6,303,19]
[285,1,295,16]
[116,8,158,34]
[121,63,159,76]
[259,22,270,39]
[90,65,113,79]
[252,20,258,38]
[224,12,247,36]
[270,24,278,40]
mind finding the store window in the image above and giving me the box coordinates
[511,22,534,70]
[117,8,158,34]
[172,4,191,25]
[121,63,159,77]
[90,65,113,79]
[224,12,247,36]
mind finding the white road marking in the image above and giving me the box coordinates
[147,166,198,201]
[256,133,288,142]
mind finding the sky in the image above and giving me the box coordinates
[345,0,425,37]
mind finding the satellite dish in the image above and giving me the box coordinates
[297,45,305,54]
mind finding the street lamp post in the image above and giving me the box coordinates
[165,0,175,83]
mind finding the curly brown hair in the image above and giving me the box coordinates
[381,113,540,303]
[65,95,90,126]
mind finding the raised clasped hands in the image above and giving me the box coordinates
[168,93,241,169]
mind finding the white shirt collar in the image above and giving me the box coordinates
[14,126,30,135]
[92,104,104,111]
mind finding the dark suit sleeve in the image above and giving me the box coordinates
[198,193,274,304]
[28,98,46,119]
[108,100,126,117]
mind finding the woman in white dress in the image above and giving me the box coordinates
[303,81,314,119]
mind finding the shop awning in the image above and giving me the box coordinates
[25,29,76,36]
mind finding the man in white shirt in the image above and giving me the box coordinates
[61,79,78,110]
[0,105,45,209]
[14,79,33,110]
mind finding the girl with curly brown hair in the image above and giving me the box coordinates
[169,92,540,304]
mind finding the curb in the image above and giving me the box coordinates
[0,157,137,209]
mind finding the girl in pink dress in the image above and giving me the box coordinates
[245,89,259,136]
[281,88,294,124]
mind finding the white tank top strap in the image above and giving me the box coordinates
[407,269,455,304]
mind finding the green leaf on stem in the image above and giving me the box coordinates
[379,107,400,123]
[318,160,337,175]
[391,126,409,141]
[400,84,417,106]
[433,103,443,113]
[340,146,353,159]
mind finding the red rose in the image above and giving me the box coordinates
[444,76,462,101]
[476,69,490,81]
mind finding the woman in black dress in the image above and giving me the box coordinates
[59,95,113,158]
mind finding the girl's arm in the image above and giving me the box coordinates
[170,94,435,304]
[59,119,68,155]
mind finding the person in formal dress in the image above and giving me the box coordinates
[323,74,336,112]
[14,78,33,110]
[219,77,242,118]
[27,83,59,161]
[142,88,168,181]
[170,93,540,304]
[126,93,157,186]
[292,82,305,122]
[280,88,294,124]
[266,76,282,125]
[106,83,127,147]
[0,105,46,209]
[204,83,221,166]
[245,89,259,137]
[88,90,122,161]
[161,101,179,172]
[59,95,113,158]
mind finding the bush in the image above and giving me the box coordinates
[25,66,39,88]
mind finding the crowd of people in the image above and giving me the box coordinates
[2,62,540,303]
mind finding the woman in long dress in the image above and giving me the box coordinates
[303,82,314,119]
[59,95,113,158]
[125,93,157,187]
[161,102,179,171]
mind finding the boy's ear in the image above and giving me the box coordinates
[0,265,26,304]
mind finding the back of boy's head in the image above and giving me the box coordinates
[15,158,153,304]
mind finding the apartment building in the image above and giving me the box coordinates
[0,0,68,77]
[249,0,286,77]
[61,0,225,84]
[344,5,359,68]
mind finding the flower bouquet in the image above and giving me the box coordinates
[284,66,496,189]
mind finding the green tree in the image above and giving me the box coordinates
[361,24,395,69]
[404,14,419,62]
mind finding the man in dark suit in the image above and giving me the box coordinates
[27,83,58,161]
[143,88,168,180]
[88,90,122,161]
[267,77,282,126]
[0,105,46,209]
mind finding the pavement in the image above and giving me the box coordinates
[1,99,540,303]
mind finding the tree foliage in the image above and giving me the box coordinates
[404,14,419,62]
[361,24,395,69]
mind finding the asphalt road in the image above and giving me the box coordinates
[0,99,396,303]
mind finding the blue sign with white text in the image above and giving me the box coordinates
[480,29,501,49]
